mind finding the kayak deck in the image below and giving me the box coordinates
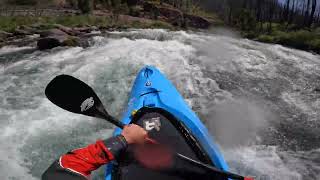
[105,66,229,180]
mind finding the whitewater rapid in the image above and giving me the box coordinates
[0,29,319,180]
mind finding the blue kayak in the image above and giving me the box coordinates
[105,66,229,180]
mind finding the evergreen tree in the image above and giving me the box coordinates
[77,0,92,14]
[7,0,37,5]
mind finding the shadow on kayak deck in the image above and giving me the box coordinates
[112,108,228,180]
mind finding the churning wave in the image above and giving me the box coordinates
[0,29,319,180]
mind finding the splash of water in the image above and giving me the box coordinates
[0,29,319,180]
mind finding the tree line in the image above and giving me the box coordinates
[5,0,319,31]
[3,0,136,13]
[3,0,199,14]
[201,0,319,31]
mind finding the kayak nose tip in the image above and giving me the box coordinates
[144,67,154,78]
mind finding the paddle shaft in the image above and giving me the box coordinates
[177,153,245,180]
[96,109,125,129]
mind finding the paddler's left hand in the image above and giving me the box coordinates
[121,124,148,144]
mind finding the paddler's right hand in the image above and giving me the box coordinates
[121,124,148,144]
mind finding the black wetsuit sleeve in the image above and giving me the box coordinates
[41,160,87,180]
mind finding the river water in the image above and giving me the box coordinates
[0,29,319,180]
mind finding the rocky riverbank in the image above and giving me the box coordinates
[1,24,96,49]
[0,2,218,50]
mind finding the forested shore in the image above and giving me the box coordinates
[0,0,319,53]
[0,0,220,49]
[201,0,320,53]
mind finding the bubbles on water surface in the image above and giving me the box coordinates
[0,29,319,180]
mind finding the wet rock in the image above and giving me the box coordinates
[158,7,183,25]
[73,27,92,33]
[13,29,31,36]
[62,36,81,47]
[78,38,90,48]
[52,24,85,36]
[93,10,109,16]
[0,30,13,39]
[184,13,211,29]
[53,24,75,35]
[19,25,39,34]
[40,28,68,38]
[30,24,42,29]
[37,35,80,50]
[30,24,50,30]
[37,29,82,50]
[98,25,109,31]
[143,1,183,24]
[90,26,98,31]
[37,37,65,50]
[143,2,210,28]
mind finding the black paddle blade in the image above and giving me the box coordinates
[45,75,107,118]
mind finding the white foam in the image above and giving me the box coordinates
[224,146,302,180]
[0,31,210,179]
[1,29,318,180]
[275,45,320,75]
[0,46,34,56]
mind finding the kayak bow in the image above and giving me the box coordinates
[105,66,229,180]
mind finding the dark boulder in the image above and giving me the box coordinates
[37,35,81,50]
[37,28,81,50]
[37,37,63,50]
[184,14,211,29]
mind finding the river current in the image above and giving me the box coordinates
[0,29,319,180]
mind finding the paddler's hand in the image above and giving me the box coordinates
[121,124,148,144]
